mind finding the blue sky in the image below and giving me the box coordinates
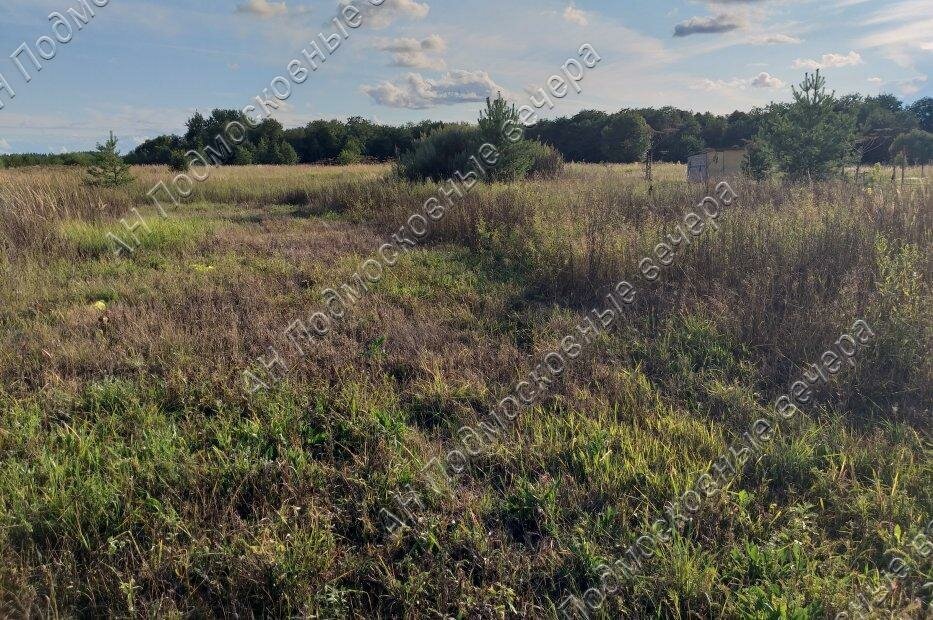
[0,0,929,153]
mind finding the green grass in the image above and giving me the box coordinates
[60,212,214,258]
[0,164,930,617]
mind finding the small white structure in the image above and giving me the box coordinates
[687,147,747,182]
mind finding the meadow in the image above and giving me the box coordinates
[0,162,930,618]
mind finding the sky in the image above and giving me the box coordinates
[0,0,929,154]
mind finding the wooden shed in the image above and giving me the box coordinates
[687,147,747,182]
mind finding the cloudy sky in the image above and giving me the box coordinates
[0,0,929,153]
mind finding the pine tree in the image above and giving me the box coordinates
[86,131,133,187]
[760,70,855,180]
[478,93,534,181]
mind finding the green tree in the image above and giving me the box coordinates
[760,70,855,180]
[168,150,189,172]
[231,145,253,165]
[600,111,650,163]
[338,138,363,165]
[478,93,535,181]
[891,129,933,175]
[742,139,774,181]
[908,97,932,132]
[86,131,133,187]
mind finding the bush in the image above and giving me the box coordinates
[742,140,773,181]
[338,139,363,165]
[397,124,478,182]
[169,151,189,172]
[527,142,564,178]
[232,145,253,165]
[397,96,564,184]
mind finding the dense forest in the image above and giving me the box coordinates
[2,93,930,169]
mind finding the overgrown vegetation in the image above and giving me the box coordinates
[0,157,929,617]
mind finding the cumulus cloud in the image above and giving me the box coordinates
[235,0,288,17]
[376,34,446,69]
[674,14,741,37]
[362,70,502,108]
[750,72,785,88]
[341,0,429,29]
[563,4,589,26]
[750,33,801,45]
[693,72,786,91]
[792,50,862,69]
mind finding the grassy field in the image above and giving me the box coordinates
[0,163,930,618]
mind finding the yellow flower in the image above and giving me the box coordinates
[92,300,107,311]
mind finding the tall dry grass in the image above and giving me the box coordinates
[0,164,391,258]
[300,163,932,419]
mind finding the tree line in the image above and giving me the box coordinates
[117,86,928,170]
[2,76,930,176]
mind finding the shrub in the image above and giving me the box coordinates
[527,141,564,178]
[742,140,773,181]
[231,145,253,165]
[338,139,363,165]
[398,97,563,184]
[169,151,189,172]
[397,124,478,182]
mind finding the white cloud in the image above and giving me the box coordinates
[867,76,884,84]
[376,35,446,69]
[563,4,589,26]
[750,71,785,88]
[793,50,862,70]
[750,33,801,45]
[898,75,927,95]
[692,77,750,91]
[341,0,429,29]
[0,138,11,153]
[693,72,786,91]
[362,70,502,108]
[858,1,932,69]
[235,0,288,17]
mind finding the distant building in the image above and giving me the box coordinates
[687,147,747,182]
